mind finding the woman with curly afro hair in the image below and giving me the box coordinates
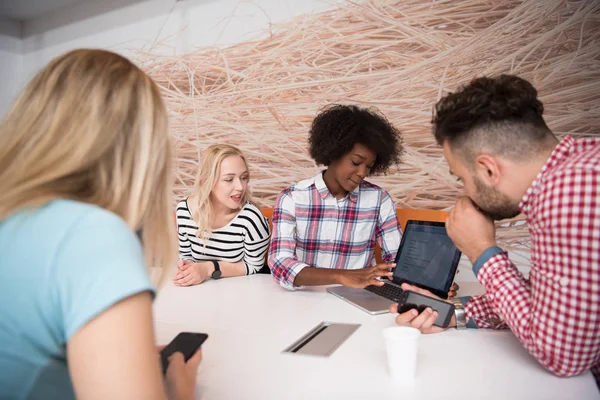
[268,104,404,290]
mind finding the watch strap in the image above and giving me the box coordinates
[210,260,222,279]
[451,298,467,330]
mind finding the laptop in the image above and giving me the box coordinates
[327,220,461,315]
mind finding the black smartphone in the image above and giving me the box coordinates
[160,332,208,373]
[397,290,454,328]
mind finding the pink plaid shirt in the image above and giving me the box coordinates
[268,172,401,290]
[465,136,600,381]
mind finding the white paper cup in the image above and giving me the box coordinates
[382,326,421,384]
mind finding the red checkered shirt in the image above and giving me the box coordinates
[465,136,600,381]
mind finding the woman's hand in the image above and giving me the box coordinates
[448,282,459,298]
[337,263,395,288]
[164,348,202,400]
[172,260,213,286]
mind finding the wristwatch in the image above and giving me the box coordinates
[451,298,467,330]
[210,260,222,279]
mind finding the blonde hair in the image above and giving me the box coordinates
[190,144,252,240]
[0,49,176,283]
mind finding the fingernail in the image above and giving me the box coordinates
[412,309,418,316]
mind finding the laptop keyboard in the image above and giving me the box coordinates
[365,283,404,302]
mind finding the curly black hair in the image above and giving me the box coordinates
[432,75,554,159]
[308,104,403,175]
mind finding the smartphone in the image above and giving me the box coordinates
[397,290,454,328]
[160,332,208,373]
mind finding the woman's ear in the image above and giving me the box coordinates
[474,154,502,186]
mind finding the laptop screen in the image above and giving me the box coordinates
[392,220,461,294]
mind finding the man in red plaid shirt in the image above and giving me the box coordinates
[392,75,599,385]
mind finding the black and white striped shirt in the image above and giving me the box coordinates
[176,199,271,275]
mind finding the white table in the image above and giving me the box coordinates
[153,275,599,400]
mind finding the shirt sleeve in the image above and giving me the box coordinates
[176,200,194,261]
[53,207,154,341]
[464,248,513,330]
[375,191,401,263]
[466,167,600,378]
[268,190,309,290]
[240,206,271,275]
[464,290,509,330]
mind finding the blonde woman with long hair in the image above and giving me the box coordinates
[0,49,200,400]
[173,144,270,286]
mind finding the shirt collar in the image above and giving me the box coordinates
[314,170,359,203]
[520,135,574,215]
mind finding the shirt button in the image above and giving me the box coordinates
[560,277,569,286]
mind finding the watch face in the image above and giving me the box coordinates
[212,270,222,279]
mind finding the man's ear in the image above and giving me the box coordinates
[474,154,502,186]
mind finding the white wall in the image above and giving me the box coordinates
[0,17,23,117]
[0,47,22,118]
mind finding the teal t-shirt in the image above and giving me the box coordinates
[0,200,155,400]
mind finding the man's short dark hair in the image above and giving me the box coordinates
[432,75,555,161]
[308,104,403,175]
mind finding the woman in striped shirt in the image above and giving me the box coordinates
[173,144,270,286]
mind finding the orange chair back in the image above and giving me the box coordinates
[395,208,448,231]
[260,208,274,226]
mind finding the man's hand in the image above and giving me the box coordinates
[390,283,455,334]
[338,263,395,288]
[173,260,213,286]
[446,196,497,263]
